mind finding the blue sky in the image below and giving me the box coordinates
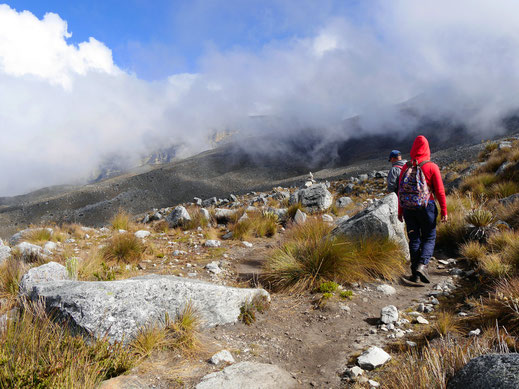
[6,0,364,79]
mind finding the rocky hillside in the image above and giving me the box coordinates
[0,126,484,239]
[2,135,519,388]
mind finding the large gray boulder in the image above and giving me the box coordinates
[26,274,269,343]
[332,193,409,259]
[166,206,191,227]
[448,354,519,389]
[196,362,297,389]
[290,183,333,212]
[19,262,69,295]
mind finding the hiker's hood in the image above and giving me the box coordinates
[410,135,430,164]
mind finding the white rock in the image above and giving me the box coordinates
[380,305,399,324]
[0,244,12,264]
[294,209,307,225]
[196,361,297,389]
[469,328,481,336]
[16,242,49,260]
[369,379,380,387]
[376,284,396,296]
[332,193,410,259]
[242,241,253,248]
[27,275,269,343]
[322,214,334,223]
[134,230,151,239]
[348,366,364,377]
[406,341,417,347]
[336,196,353,208]
[205,240,221,247]
[205,261,222,275]
[166,206,191,227]
[210,350,235,365]
[200,208,211,221]
[357,346,391,370]
[43,241,58,251]
[19,262,69,295]
[416,316,429,325]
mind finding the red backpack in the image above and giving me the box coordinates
[398,160,431,209]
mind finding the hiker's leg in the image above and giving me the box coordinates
[404,209,421,270]
[418,202,438,265]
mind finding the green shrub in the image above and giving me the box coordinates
[318,281,339,293]
[340,290,354,299]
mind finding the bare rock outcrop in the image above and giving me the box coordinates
[25,274,269,343]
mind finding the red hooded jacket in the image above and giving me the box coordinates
[398,135,447,217]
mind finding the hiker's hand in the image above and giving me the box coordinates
[441,215,448,223]
[398,214,404,223]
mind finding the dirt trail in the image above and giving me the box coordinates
[130,239,459,388]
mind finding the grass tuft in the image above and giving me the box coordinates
[460,241,487,263]
[102,233,144,264]
[165,302,201,354]
[263,220,406,293]
[432,311,462,337]
[111,210,131,231]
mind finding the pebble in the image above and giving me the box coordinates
[416,316,429,325]
[469,328,481,336]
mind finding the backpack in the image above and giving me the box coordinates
[398,160,431,210]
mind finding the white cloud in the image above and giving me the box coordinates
[2,2,519,195]
[0,4,117,88]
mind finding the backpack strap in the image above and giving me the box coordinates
[418,160,431,168]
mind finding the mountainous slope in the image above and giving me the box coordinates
[0,124,490,238]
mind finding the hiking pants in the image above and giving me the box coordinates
[403,201,438,267]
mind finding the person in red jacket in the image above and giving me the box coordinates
[398,135,448,283]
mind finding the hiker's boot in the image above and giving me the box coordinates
[416,264,430,284]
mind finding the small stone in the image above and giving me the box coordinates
[205,240,221,247]
[376,284,396,296]
[417,303,425,312]
[469,328,481,336]
[406,341,417,347]
[380,305,399,324]
[242,241,253,248]
[294,209,307,225]
[416,316,429,325]
[347,366,364,378]
[369,379,380,387]
[322,214,334,223]
[210,350,235,365]
[134,230,151,239]
[357,346,391,370]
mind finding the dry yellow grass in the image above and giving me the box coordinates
[383,337,507,389]
[102,233,144,264]
[263,219,406,292]
[0,300,135,388]
[432,311,462,337]
[459,241,486,263]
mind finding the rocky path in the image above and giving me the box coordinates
[121,243,461,388]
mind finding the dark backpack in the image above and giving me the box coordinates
[398,160,431,209]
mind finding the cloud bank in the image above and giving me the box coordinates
[1,1,519,195]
